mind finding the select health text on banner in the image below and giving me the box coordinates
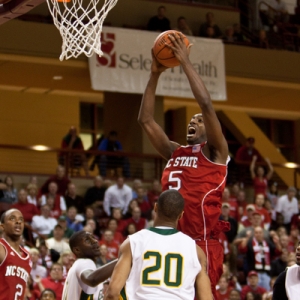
[89,27,227,100]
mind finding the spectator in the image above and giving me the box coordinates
[223,26,237,43]
[147,179,162,209]
[64,183,84,212]
[99,229,119,260]
[236,190,248,220]
[27,183,39,206]
[220,202,238,244]
[134,187,152,220]
[111,207,127,234]
[98,131,130,178]
[66,206,84,232]
[254,194,271,230]
[12,189,39,223]
[103,177,132,216]
[271,0,289,23]
[46,224,71,254]
[58,126,89,176]
[84,176,106,208]
[1,175,18,203]
[147,6,171,32]
[124,207,147,232]
[95,244,111,267]
[253,29,270,49]
[124,223,137,238]
[24,275,41,300]
[267,181,279,209]
[30,248,48,280]
[40,182,67,218]
[40,165,71,196]
[57,250,75,279]
[40,263,65,300]
[48,215,74,241]
[235,137,261,164]
[101,218,124,245]
[131,178,143,199]
[174,16,193,36]
[250,156,273,197]
[276,186,299,232]
[241,271,267,300]
[229,289,241,300]
[233,23,250,43]
[270,248,288,277]
[38,242,53,270]
[216,275,232,299]
[222,187,238,220]
[238,226,281,290]
[199,12,222,38]
[39,289,56,300]
[31,204,57,238]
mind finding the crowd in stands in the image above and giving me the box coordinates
[0,142,299,299]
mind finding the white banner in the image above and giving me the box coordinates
[89,27,227,100]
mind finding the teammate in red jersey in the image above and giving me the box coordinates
[0,209,32,300]
[138,32,229,299]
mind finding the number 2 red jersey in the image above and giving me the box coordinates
[0,238,32,300]
[161,143,228,240]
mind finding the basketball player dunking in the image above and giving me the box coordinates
[138,33,230,299]
[0,209,32,300]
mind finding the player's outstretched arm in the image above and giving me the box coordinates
[167,33,228,164]
[105,239,132,300]
[195,245,213,300]
[80,259,117,287]
[138,54,179,161]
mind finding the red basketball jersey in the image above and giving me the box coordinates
[0,238,32,300]
[161,143,228,240]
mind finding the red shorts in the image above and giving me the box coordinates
[196,239,224,300]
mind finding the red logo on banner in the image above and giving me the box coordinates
[97,32,116,67]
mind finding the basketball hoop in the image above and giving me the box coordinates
[46,0,119,61]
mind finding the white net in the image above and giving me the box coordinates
[46,0,119,61]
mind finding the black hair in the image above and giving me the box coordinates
[69,231,86,252]
[157,190,184,221]
[40,289,56,299]
[54,224,63,230]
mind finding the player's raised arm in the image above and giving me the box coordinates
[167,33,228,164]
[138,54,179,161]
[104,239,132,300]
[195,245,213,300]
[81,259,117,287]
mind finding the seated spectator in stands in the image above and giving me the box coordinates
[84,176,106,210]
[216,275,232,299]
[103,177,132,217]
[95,244,111,267]
[123,199,138,220]
[12,189,39,223]
[147,6,171,32]
[134,187,152,220]
[276,186,299,232]
[30,248,48,280]
[40,263,65,300]
[241,271,267,300]
[101,218,124,245]
[58,126,89,176]
[174,16,193,36]
[125,207,147,232]
[254,194,271,230]
[253,29,270,49]
[199,12,222,38]
[124,223,137,238]
[40,182,67,218]
[64,183,84,213]
[46,224,71,254]
[0,175,18,204]
[269,212,284,231]
[85,219,99,240]
[24,275,41,300]
[66,206,83,232]
[222,263,242,292]
[111,207,127,234]
[40,165,70,196]
[57,250,75,279]
[99,229,119,260]
[223,26,237,43]
[220,202,238,244]
[250,156,273,197]
[40,289,57,300]
[82,206,101,233]
[229,289,241,300]
[31,204,57,239]
[267,181,279,209]
[236,190,248,220]
[270,248,288,277]
[233,23,250,43]
[49,215,74,241]
[98,131,130,178]
[147,179,162,209]
[264,198,276,222]
[27,183,39,206]
[222,187,238,220]
[38,242,53,270]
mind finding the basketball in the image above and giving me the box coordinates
[153,30,190,68]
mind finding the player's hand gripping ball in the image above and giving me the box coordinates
[153,30,190,68]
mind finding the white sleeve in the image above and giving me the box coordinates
[40,195,46,206]
[275,197,282,213]
[103,190,111,216]
[60,196,67,211]
[123,188,133,215]
[31,216,38,230]
[75,259,96,279]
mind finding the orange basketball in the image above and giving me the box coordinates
[153,30,190,68]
